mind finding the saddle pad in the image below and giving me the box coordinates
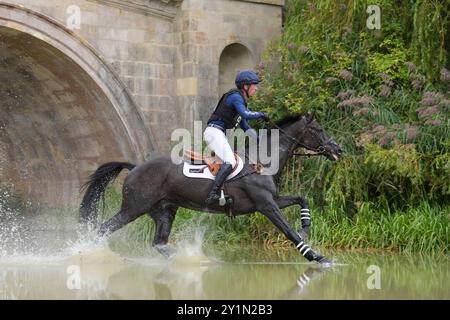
[182,154,244,180]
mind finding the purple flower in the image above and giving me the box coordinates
[325,77,339,85]
[440,68,450,83]
[372,125,387,135]
[412,78,424,91]
[379,73,390,81]
[379,74,394,87]
[421,92,443,106]
[378,132,395,147]
[379,85,391,98]
[352,107,370,117]
[405,125,420,141]
[405,62,417,72]
[424,119,441,126]
[416,105,439,120]
[298,45,309,54]
[378,136,390,147]
[440,99,450,108]
[338,69,353,81]
[337,89,355,100]
[337,95,372,109]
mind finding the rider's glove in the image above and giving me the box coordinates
[260,112,270,122]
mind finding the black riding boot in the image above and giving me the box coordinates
[205,163,233,205]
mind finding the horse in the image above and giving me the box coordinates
[79,113,342,265]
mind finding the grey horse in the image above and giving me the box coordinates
[80,113,342,264]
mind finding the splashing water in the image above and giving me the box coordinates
[168,227,218,266]
[0,192,29,257]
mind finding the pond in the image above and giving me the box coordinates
[0,229,448,300]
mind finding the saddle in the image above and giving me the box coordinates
[183,150,239,176]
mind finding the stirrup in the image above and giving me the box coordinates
[205,189,227,206]
[219,189,226,206]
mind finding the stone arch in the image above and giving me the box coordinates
[0,4,154,207]
[218,43,255,95]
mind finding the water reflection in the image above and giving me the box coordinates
[283,267,331,299]
[97,259,331,300]
[0,247,448,299]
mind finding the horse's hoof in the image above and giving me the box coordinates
[155,244,176,259]
[316,256,333,267]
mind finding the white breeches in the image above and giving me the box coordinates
[203,127,236,167]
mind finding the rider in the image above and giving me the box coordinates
[204,69,269,204]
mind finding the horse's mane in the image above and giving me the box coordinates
[274,114,304,128]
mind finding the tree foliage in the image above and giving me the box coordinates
[252,0,450,211]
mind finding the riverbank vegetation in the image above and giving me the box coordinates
[250,0,449,253]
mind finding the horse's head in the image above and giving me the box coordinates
[299,112,343,161]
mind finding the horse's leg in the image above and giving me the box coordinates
[98,190,153,237]
[255,193,331,264]
[275,196,311,240]
[98,206,147,237]
[97,168,164,237]
[149,202,178,258]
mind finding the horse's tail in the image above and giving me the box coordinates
[79,161,136,225]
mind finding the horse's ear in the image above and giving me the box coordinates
[306,111,315,123]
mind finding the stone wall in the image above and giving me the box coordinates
[173,0,284,131]
[0,0,283,206]
[2,0,283,152]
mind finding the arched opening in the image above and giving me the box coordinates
[0,4,155,210]
[0,26,137,208]
[218,43,254,96]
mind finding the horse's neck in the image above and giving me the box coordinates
[243,119,304,181]
[273,121,304,182]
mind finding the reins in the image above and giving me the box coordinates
[266,119,325,157]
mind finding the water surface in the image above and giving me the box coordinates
[0,239,448,299]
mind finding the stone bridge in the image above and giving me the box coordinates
[0,0,283,207]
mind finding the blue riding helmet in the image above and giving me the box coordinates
[235,70,261,88]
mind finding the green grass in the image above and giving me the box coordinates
[99,185,449,255]
[309,202,449,254]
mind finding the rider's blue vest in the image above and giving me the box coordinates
[207,89,246,130]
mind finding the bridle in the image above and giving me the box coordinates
[267,119,328,157]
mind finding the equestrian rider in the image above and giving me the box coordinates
[204,69,269,204]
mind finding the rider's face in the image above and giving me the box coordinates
[246,84,258,97]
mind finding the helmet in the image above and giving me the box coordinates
[235,70,260,88]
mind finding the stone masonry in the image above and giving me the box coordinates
[0,0,283,206]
